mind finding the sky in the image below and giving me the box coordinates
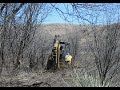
[41,3,120,25]
[15,3,120,25]
[42,3,77,24]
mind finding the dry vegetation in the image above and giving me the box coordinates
[0,23,120,87]
[0,3,120,87]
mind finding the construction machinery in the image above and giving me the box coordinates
[46,35,73,71]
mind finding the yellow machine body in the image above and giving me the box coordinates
[53,40,60,68]
[46,36,73,70]
[65,54,72,65]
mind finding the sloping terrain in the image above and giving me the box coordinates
[0,23,120,87]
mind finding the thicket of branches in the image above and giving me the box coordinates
[52,3,120,85]
[0,3,120,86]
[0,3,52,75]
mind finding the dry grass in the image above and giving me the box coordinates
[0,23,120,87]
[58,68,113,87]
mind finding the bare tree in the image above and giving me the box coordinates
[0,3,51,75]
[52,3,120,85]
[86,5,120,85]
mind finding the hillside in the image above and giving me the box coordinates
[0,23,120,87]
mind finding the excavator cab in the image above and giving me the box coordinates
[46,35,73,71]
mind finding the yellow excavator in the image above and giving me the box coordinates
[46,35,73,70]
